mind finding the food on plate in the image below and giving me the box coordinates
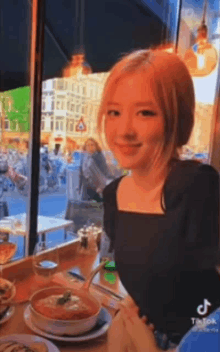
[0,341,48,352]
[33,290,97,320]
[0,278,14,303]
[29,342,48,352]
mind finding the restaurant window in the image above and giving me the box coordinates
[0,0,188,261]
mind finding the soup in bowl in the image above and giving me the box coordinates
[30,287,101,336]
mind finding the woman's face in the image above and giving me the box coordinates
[85,140,97,154]
[104,71,165,171]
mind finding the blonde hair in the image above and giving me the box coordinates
[82,138,102,153]
[97,49,195,173]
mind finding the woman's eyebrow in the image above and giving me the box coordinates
[106,102,120,106]
[106,101,155,107]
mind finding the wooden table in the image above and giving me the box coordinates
[0,241,127,351]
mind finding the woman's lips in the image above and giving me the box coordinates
[116,143,142,155]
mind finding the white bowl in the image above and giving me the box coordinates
[30,287,101,336]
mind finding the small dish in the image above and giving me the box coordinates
[24,305,112,342]
[0,334,60,352]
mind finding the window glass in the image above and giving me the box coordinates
[0,0,190,259]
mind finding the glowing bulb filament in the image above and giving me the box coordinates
[197,54,205,69]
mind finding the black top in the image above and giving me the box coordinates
[103,160,220,340]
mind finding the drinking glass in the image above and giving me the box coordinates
[33,241,59,282]
[0,236,17,277]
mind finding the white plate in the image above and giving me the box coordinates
[0,334,60,352]
[0,306,15,325]
[24,305,112,342]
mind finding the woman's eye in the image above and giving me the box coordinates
[138,110,156,117]
[106,110,120,117]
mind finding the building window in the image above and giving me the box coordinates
[67,118,74,132]
[71,104,75,112]
[67,102,70,110]
[82,105,85,114]
[53,80,56,89]
[83,86,86,95]
[57,80,64,90]
[77,85,80,93]
[51,101,54,110]
[76,104,80,113]
[41,119,45,131]
[90,87,93,98]
[55,117,64,131]
[56,101,60,110]
[69,119,74,132]
[42,101,46,111]
[50,120,54,131]
[4,119,10,130]
[61,101,65,110]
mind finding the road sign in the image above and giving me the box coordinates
[76,117,87,132]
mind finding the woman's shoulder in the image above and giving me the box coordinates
[168,159,218,185]
[164,159,219,210]
[103,176,124,199]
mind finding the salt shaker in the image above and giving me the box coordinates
[87,223,98,254]
[79,226,89,254]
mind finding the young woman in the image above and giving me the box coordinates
[97,49,220,351]
[79,138,114,202]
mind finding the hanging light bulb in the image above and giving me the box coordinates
[183,0,218,77]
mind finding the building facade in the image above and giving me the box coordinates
[0,71,109,153]
[40,71,109,153]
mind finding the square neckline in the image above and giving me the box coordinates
[115,175,166,217]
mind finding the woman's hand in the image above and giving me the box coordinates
[108,308,135,352]
[119,303,161,352]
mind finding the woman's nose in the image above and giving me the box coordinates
[117,114,135,137]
